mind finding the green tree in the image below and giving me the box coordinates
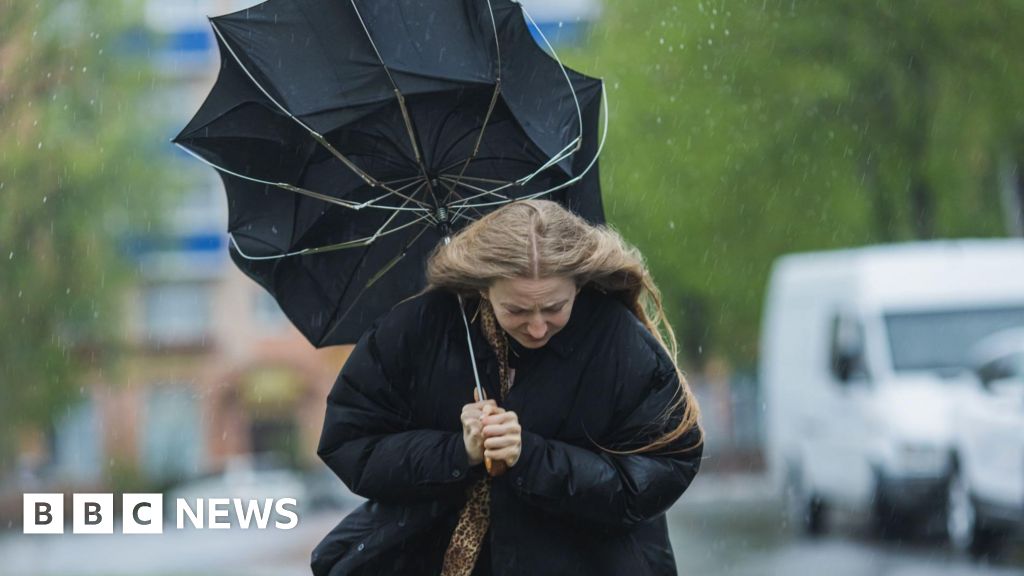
[0,0,174,463]
[568,0,1024,367]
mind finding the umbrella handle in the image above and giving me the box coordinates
[475,386,508,477]
[486,458,507,477]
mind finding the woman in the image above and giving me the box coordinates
[312,200,703,576]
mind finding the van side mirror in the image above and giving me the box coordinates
[975,352,1024,392]
[830,313,867,383]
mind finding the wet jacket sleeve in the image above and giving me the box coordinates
[316,298,471,504]
[504,332,703,528]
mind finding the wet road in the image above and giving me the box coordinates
[671,475,1024,576]
[1,475,1021,575]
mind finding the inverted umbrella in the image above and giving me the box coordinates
[173,0,606,350]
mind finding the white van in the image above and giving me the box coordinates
[760,240,1024,537]
[949,328,1024,556]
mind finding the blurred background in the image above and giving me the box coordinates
[2,0,1024,574]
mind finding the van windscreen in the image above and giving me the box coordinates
[885,307,1024,372]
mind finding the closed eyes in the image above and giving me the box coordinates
[506,304,565,315]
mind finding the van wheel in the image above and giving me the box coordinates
[946,466,1003,559]
[785,465,827,536]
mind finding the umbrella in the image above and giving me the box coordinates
[172,0,607,347]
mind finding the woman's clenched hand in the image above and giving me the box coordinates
[482,408,522,468]
[461,391,503,466]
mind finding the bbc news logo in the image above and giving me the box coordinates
[23,494,299,534]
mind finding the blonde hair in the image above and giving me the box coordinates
[423,199,702,454]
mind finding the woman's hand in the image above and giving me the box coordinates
[482,408,522,468]
[461,393,503,467]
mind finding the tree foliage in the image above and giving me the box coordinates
[568,0,1024,367]
[0,0,174,460]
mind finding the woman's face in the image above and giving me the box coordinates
[484,276,580,349]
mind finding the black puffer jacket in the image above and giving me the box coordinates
[312,285,702,576]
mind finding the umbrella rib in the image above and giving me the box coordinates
[362,176,435,213]
[289,177,429,251]
[311,180,432,248]
[447,78,610,213]
[364,223,430,289]
[230,206,435,261]
[440,174,514,186]
[443,80,503,207]
[450,3,603,204]
[439,177,514,224]
[174,143,433,218]
[208,20,433,212]
[380,175,423,187]
[349,0,438,202]
[438,176,512,203]
[518,138,580,185]
[442,0,504,207]
[435,176,485,222]
[446,86,611,215]
[440,177,517,217]
[517,3,584,160]
[452,95,608,212]
[322,221,433,344]
[355,175,426,205]
[451,209,479,225]
[485,0,502,72]
[175,142,431,215]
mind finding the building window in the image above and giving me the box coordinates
[143,282,212,345]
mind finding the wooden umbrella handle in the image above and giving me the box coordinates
[486,457,507,477]
[475,387,507,477]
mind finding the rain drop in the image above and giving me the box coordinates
[37,142,42,149]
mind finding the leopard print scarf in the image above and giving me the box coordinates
[440,297,509,576]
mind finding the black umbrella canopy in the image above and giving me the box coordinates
[173,0,606,346]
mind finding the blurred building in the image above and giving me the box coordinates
[38,0,605,490]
